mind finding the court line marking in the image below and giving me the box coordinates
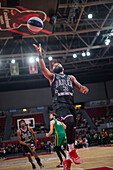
[106,166,113,169]
[70,167,113,170]
[82,158,113,164]
[72,168,84,170]
[0,157,59,167]
[0,156,113,167]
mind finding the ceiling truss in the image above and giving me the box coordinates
[0,0,113,90]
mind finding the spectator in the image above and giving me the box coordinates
[50,142,54,152]
[15,146,18,153]
[0,147,6,159]
[82,138,88,148]
[77,138,83,148]
[46,141,51,153]
[109,131,113,143]
[97,132,102,145]
[41,141,45,150]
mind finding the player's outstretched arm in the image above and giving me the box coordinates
[33,43,53,83]
[71,75,89,94]
[46,120,55,137]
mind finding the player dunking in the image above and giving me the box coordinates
[17,120,44,170]
[46,112,67,168]
[33,44,89,170]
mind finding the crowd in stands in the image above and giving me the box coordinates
[91,116,106,127]
[1,104,113,139]
[85,105,113,127]
[0,116,6,141]
[76,111,90,129]
[0,143,22,156]
[75,128,113,149]
[75,106,112,130]
[10,112,48,137]
[0,136,55,157]
[0,104,113,159]
[10,123,48,137]
[0,128,113,158]
[107,112,113,123]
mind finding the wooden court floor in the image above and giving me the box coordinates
[0,146,113,170]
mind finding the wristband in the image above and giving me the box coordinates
[39,55,43,59]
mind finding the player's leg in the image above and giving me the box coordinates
[23,145,36,170]
[70,105,77,137]
[55,104,82,169]
[26,152,36,170]
[63,117,82,165]
[70,105,77,127]
[32,149,44,169]
[58,137,66,159]
[55,105,73,169]
[54,134,64,167]
[63,116,75,151]
[54,146,63,167]
[59,146,66,159]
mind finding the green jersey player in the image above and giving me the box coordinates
[46,112,67,168]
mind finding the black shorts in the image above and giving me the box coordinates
[23,143,35,154]
[54,103,76,144]
[53,103,76,121]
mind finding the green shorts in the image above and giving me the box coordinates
[55,134,67,146]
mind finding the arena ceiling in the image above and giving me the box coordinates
[0,0,113,92]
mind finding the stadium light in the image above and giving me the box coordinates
[29,57,35,63]
[82,51,86,57]
[48,56,53,61]
[23,108,27,112]
[88,14,93,19]
[73,53,77,58]
[36,57,39,62]
[76,105,82,108]
[11,59,15,64]
[86,51,90,56]
[105,38,110,46]
[110,29,113,36]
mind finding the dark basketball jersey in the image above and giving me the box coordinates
[51,74,74,105]
[20,126,34,144]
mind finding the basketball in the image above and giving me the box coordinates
[27,17,43,33]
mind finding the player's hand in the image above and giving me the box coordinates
[46,133,49,137]
[81,86,89,94]
[33,43,42,56]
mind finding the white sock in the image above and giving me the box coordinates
[66,151,70,160]
[68,143,74,152]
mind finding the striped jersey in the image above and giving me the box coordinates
[51,74,74,105]
[19,126,34,144]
